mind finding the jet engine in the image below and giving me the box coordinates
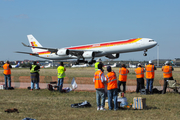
[82,51,95,58]
[105,53,119,59]
[56,49,69,56]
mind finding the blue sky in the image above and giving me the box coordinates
[0,0,180,61]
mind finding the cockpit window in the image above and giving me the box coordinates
[149,40,154,42]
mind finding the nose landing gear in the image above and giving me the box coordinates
[143,49,147,56]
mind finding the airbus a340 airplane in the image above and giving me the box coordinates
[16,35,157,64]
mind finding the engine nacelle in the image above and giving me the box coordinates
[105,53,119,59]
[56,49,69,56]
[82,51,95,58]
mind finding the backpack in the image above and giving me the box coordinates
[71,101,91,108]
[47,84,53,91]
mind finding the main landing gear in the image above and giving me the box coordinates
[143,49,147,56]
[88,58,96,65]
[75,58,87,65]
[75,58,96,65]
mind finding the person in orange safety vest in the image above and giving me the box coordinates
[135,63,145,93]
[105,66,118,110]
[162,61,174,94]
[118,64,129,93]
[145,60,156,94]
[93,64,106,111]
[3,60,12,89]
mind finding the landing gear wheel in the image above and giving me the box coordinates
[143,53,147,56]
[75,62,79,65]
[89,58,96,65]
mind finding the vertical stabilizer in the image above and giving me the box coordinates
[27,35,46,53]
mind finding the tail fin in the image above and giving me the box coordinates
[27,34,46,53]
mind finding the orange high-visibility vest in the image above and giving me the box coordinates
[145,64,155,79]
[162,66,172,78]
[135,67,144,78]
[94,70,105,89]
[105,71,117,90]
[119,67,129,82]
[3,63,11,75]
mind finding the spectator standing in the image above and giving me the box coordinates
[3,60,12,89]
[162,61,174,94]
[57,62,66,92]
[145,60,156,94]
[118,64,129,93]
[105,66,118,111]
[95,58,104,71]
[93,64,106,111]
[30,61,40,91]
[135,63,145,93]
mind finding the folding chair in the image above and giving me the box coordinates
[167,80,180,93]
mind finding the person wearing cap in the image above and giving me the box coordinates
[57,62,66,92]
[93,64,106,111]
[95,58,104,71]
[118,64,129,93]
[105,66,118,111]
[3,61,12,89]
[145,60,156,94]
[162,61,174,94]
[135,63,145,93]
[30,61,40,90]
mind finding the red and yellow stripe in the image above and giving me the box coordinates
[68,38,142,50]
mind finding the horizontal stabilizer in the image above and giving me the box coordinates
[22,42,29,47]
[15,51,38,55]
[21,42,58,52]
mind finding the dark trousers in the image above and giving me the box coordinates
[118,81,126,93]
[162,77,173,94]
[146,79,154,94]
[136,78,145,93]
[57,78,64,92]
[107,89,118,110]
[4,74,11,89]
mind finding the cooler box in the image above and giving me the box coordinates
[133,97,146,109]
[117,97,128,107]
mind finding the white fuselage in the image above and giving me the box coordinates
[36,38,157,60]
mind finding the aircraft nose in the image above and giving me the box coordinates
[154,41,158,46]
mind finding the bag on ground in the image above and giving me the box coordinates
[71,101,91,108]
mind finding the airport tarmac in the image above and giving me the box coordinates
[0,82,164,92]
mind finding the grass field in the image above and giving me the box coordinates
[1,67,180,86]
[1,89,180,120]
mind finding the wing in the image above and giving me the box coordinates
[21,42,102,57]
[68,49,102,57]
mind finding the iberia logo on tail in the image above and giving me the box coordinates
[31,41,38,49]
[31,41,38,47]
